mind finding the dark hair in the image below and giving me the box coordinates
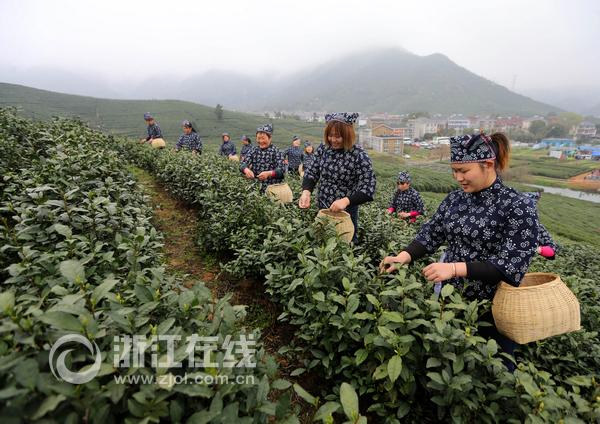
[183,121,197,133]
[324,121,356,151]
[490,133,510,171]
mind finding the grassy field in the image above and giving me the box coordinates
[528,175,571,189]
[0,82,325,147]
[535,192,600,246]
[510,148,599,179]
[371,152,458,192]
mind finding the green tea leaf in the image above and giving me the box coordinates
[59,260,85,283]
[92,277,118,303]
[40,311,82,332]
[340,382,359,420]
[293,383,316,405]
[388,355,403,383]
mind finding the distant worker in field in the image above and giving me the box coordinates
[141,112,162,143]
[240,135,254,162]
[299,113,376,244]
[300,141,316,175]
[381,132,540,372]
[219,132,237,157]
[523,192,559,260]
[387,171,425,223]
[240,124,286,192]
[175,120,202,154]
[284,135,303,175]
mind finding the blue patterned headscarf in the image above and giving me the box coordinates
[143,112,153,120]
[450,133,496,163]
[325,112,359,125]
[397,171,411,183]
[523,192,542,205]
[256,123,273,135]
[292,135,300,141]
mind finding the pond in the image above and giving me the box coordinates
[526,184,600,204]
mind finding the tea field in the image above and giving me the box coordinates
[1,109,599,423]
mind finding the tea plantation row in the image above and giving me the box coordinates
[0,109,318,423]
[120,138,600,423]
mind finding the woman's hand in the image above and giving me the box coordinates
[243,168,255,179]
[298,190,311,209]
[257,171,272,181]
[422,263,455,283]
[330,197,350,212]
[398,212,411,218]
[379,251,411,273]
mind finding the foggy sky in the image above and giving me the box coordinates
[1,0,599,101]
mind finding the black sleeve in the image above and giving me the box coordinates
[403,240,428,262]
[466,261,505,286]
[240,156,250,173]
[347,191,372,206]
[302,177,317,192]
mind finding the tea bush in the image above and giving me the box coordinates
[0,109,301,423]
[125,134,600,422]
[121,136,600,422]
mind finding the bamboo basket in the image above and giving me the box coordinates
[151,138,166,149]
[492,272,580,344]
[265,183,293,204]
[228,155,240,162]
[316,209,354,243]
[299,164,304,178]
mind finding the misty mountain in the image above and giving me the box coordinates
[256,48,561,115]
[587,103,600,117]
[129,70,273,110]
[521,86,600,115]
[127,48,562,115]
[1,48,563,115]
[0,65,123,99]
